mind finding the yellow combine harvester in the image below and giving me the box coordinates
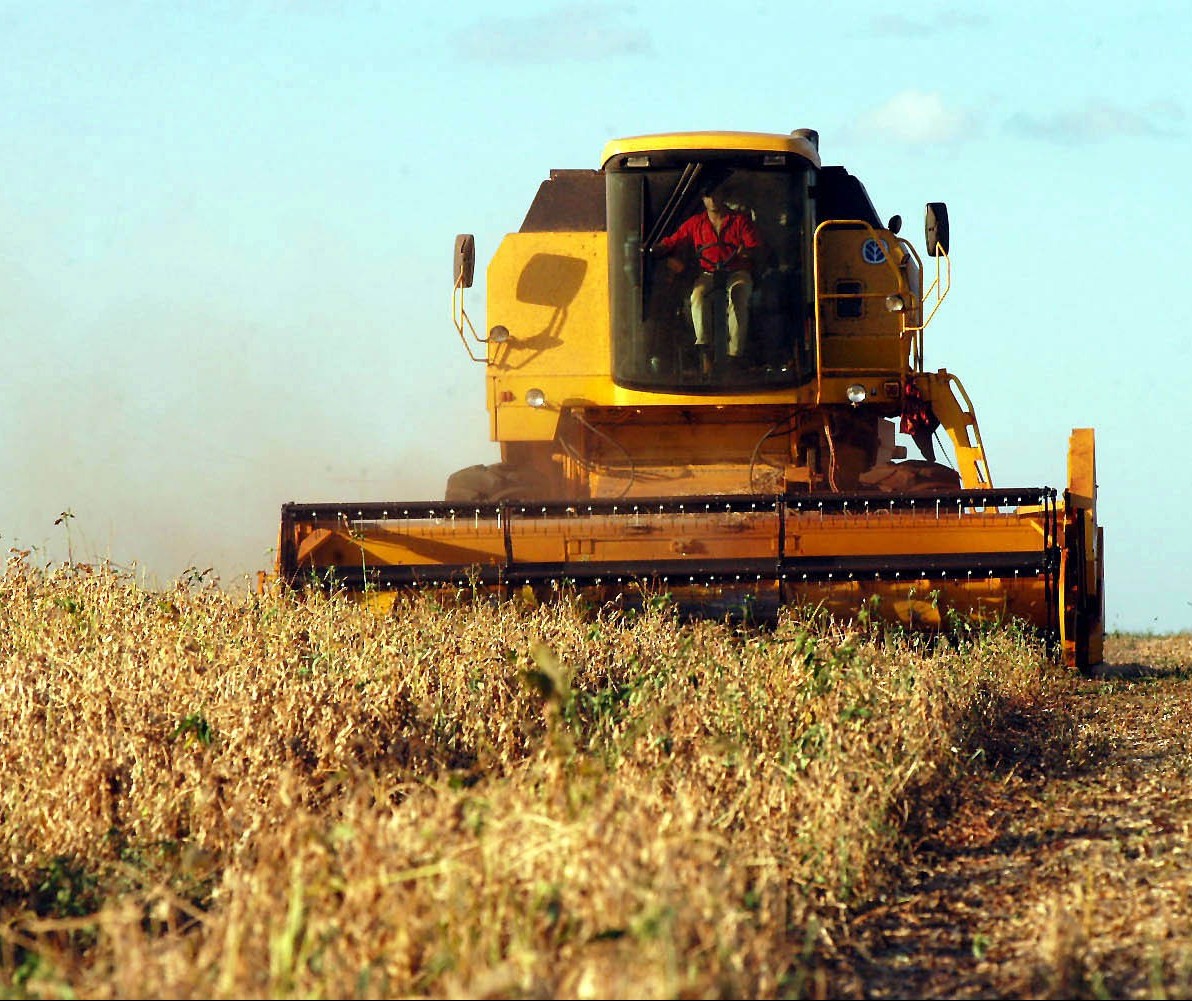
[269,128,1105,671]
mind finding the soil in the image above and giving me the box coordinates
[831,633,1192,1000]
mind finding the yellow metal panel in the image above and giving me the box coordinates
[816,226,908,374]
[299,520,509,569]
[487,231,610,373]
[299,506,1052,572]
[1067,428,1096,511]
[488,391,566,442]
[485,231,608,442]
[600,131,822,168]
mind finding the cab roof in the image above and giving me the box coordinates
[600,130,822,169]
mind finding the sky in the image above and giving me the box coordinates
[1,1,1189,634]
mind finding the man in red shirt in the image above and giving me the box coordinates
[652,186,762,373]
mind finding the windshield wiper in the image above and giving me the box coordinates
[644,163,702,250]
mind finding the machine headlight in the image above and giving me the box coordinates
[885,294,906,312]
[846,384,867,405]
[525,388,547,409]
[489,324,510,343]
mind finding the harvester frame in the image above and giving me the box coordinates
[267,128,1105,671]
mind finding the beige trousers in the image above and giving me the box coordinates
[689,270,753,357]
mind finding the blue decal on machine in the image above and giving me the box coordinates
[862,238,887,264]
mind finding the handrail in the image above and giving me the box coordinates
[931,371,994,489]
[904,244,951,335]
[450,274,488,363]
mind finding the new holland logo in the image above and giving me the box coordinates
[861,238,887,264]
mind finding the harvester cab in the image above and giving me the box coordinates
[272,128,1105,671]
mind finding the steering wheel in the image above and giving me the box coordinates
[695,239,745,273]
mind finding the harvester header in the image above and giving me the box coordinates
[268,128,1105,671]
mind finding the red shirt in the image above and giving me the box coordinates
[658,209,760,272]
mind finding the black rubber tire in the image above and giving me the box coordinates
[857,460,962,494]
[443,465,497,502]
[444,463,548,503]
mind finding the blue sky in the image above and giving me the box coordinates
[1,1,1188,633]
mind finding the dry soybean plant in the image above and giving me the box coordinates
[0,554,1053,999]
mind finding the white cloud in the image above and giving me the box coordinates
[863,12,989,37]
[1007,99,1185,143]
[453,2,651,64]
[849,90,977,145]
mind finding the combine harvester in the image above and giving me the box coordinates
[268,128,1105,671]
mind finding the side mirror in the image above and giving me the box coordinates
[454,234,476,288]
[887,214,903,235]
[925,203,950,257]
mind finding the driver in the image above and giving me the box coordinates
[651,184,761,373]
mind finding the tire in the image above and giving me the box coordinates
[443,465,498,502]
[444,463,548,503]
[858,460,961,494]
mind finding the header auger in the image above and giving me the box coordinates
[266,128,1105,671]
